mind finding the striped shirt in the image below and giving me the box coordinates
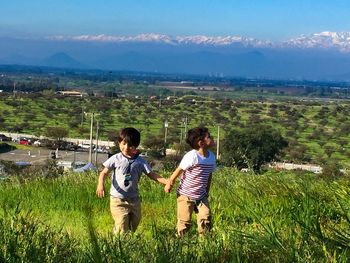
[177,149,216,200]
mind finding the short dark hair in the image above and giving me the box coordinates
[117,127,141,147]
[186,127,209,150]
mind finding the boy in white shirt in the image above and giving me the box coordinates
[165,127,216,236]
[96,127,168,234]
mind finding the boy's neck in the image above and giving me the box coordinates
[197,147,209,157]
[121,152,138,159]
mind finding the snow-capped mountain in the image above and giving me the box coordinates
[284,31,350,52]
[175,35,272,47]
[51,33,175,44]
[48,33,273,47]
[3,31,350,80]
[48,31,350,51]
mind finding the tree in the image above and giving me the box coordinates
[142,134,166,157]
[321,161,342,179]
[45,127,69,142]
[324,145,335,158]
[221,125,288,172]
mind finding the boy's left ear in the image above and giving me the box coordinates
[198,140,204,148]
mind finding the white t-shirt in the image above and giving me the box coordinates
[177,149,216,200]
[103,153,152,199]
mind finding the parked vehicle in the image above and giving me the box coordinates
[0,134,12,142]
[37,139,78,151]
[94,147,109,153]
[33,140,42,146]
[19,137,31,145]
[78,142,95,151]
[72,161,87,169]
[62,142,79,151]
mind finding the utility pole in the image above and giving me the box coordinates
[94,121,99,165]
[180,126,183,142]
[13,81,16,98]
[183,117,188,137]
[164,120,168,145]
[88,113,94,164]
[216,125,220,160]
[163,120,169,156]
[81,108,84,127]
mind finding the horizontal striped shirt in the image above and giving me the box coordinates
[177,149,216,200]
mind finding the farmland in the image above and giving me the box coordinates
[0,91,349,169]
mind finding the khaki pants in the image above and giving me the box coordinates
[110,196,141,234]
[176,194,211,236]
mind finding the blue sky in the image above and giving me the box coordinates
[1,0,350,41]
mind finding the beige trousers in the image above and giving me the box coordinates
[110,196,141,234]
[176,194,211,236]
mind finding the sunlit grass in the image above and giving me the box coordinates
[1,168,350,261]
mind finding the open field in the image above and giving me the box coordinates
[1,168,350,262]
[0,93,349,168]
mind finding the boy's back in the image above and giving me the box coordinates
[164,127,216,236]
[177,149,216,200]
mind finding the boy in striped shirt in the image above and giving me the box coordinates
[165,127,216,236]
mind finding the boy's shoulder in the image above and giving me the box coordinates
[108,152,144,160]
[183,149,215,158]
[113,153,149,164]
[104,153,150,168]
[183,149,197,156]
[135,155,151,166]
[109,152,122,160]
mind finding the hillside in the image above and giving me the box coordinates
[1,169,350,261]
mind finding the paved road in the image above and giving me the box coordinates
[0,131,114,147]
[0,147,108,167]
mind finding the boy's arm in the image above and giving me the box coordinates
[164,166,183,193]
[146,171,168,186]
[96,167,110,198]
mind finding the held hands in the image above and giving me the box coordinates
[164,180,174,193]
[164,167,182,193]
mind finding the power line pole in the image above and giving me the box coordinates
[182,117,188,138]
[88,113,94,164]
[216,125,220,160]
[81,108,84,127]
[164,120,168,145]
[180,126,183,142]
[94,120,99,165]
[13,81,16,98]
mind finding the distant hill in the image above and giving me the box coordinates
[42,52,88,69]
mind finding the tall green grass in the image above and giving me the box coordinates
[1,169,350,262]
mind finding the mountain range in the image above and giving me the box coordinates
[1,32,350,81]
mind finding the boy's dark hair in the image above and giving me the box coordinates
[117,127,141,147]
[186,127,209,150]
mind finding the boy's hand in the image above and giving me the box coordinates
[96,185,105,198]
[164,180,173,193]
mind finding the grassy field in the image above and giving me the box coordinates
[1,93,350,169]
[1,168,350,262]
